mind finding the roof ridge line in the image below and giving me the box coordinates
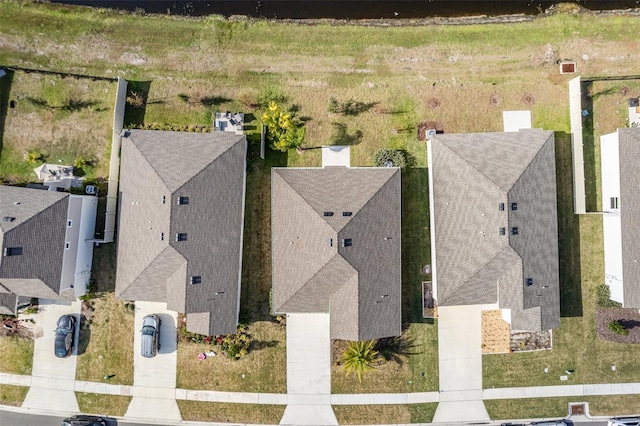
[127,137,173,193]
[507,132,553,199]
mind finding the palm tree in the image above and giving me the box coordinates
[339,340,381,383]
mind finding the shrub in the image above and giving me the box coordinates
[24,150,42,165]
[371,148,407,169]
[221,324,251,360]
[262,101,306,152]
[596,284,622,308]
[339,340,381,383]
[609,320,629,335]
[126,92,145,108]
[327,97,339,113]
[127,122,212,132]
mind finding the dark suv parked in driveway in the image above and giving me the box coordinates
[61,415,107,426]
[54,314,76,358]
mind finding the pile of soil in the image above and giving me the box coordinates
[0,316,39,339]
[596,307,640,343]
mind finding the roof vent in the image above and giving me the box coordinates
[14,201,20,205]
[177,196,189,205]
[323,212,334,217]
[342,238,353,247]
[2,216,15,222]
[342,212,352,217]
[328,238,333,247]
[525,278,533,287]
[190,276,201,285]
[3,247,23,256]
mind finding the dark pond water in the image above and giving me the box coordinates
[50,1,640,19]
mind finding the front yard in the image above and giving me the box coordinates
[0,335,33,375]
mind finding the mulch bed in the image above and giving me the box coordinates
[596,307,640,343]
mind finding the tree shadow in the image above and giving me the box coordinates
[375,334,421,366]
[555,131,583,317]
[335,99,378,116]
[330,122,362,146]
[620,319,640,330]
[200,96,232,107]
[0,68,14,160]
[249,340,279,351]
[22,97,103,113]
[124,80,151,126]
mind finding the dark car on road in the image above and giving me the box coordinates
[54,314,76,358]
[61,415,107,426]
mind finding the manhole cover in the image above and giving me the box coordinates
[570,404,585,415]
[522,93,536,106]
[428,98,441,109]
[490,95,501,106]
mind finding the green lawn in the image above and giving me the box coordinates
[76,392,132,417]
[177,401,285,424]
[75,293,134,385]
[486,395,640,420]
[0,384,28,406]
[0,336,33,375]
[333,403,437,424]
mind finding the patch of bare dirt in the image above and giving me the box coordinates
[481,310,510,354]
[0,316,39,339]
[596,307,640,343]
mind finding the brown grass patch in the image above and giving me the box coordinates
[76,392,132,417]
[482,310,511,354]
[177,401,285,424]
[0,335,33,375]
[176,321,286,393]
[75,293,134,385]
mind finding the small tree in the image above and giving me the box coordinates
[371,148,407,169]
[262,101,305,152]
[25,150,42,165]
[221,324,251,359]
[339,340,381,383]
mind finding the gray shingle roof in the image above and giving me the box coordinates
[0,186,69,313]
[116,130,247,336]
[271,167,401,341]
[429,130,560,331]
[619,128,640,307]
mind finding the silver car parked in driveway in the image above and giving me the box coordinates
[141,314,161,358]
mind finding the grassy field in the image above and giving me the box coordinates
[486,394,640,420]
[177,320,287,393]
[0,384,28,406]
[177,401,285,424]
[333,403,437,424]
[0,68,115,184]
[75,293,134,385]
[0,336,33,375]
[76,392,132,417]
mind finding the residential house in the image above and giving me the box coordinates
[0,185,98,314]
[600,127,640,306]
[115,130,247,336]
[428,129,560,331]
[271,161,401,341]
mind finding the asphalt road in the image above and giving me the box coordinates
[0,409,612,426]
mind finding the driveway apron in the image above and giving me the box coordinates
[124,301,180,421]
[280,313,337,426]
[22,299,82,413]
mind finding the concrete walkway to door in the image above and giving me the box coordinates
[279,313,337,426]
[433,305,491,423]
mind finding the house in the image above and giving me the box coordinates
[600,127,640,306]
[115,130,247,336]
[428,129,560,331]
[0,185,98,314]
[271,156,401,341]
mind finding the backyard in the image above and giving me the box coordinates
[2,1,640,423]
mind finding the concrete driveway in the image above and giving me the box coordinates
[280,313,337,426]
[433,304,490,423]
[22,299,82,412]
[125,301,180,421]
